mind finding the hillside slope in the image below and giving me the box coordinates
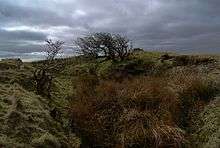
[0,59,80,148]
[0,53,219,147]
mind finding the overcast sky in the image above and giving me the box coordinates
[0,0,220,60]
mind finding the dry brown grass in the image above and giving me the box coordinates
[117,109,185,148]
[69,67,217,147]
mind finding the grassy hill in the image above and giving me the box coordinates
[0,51,219,147]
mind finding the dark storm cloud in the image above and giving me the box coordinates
[0,1,78,27]
[0,28,47,55]
[0,0,220,60]
[0,29,47,41]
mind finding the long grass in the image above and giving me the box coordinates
[69,62,217,147]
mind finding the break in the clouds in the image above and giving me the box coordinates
[0,0,220,60]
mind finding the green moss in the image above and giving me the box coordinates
[0,84,80,147]
[133,51,163,61]
[0,60,35,91]
[73,63,97,75]
[0,60,19,70]
[32,132,61,148]
[97,60,113,77]
[192,98,220,148]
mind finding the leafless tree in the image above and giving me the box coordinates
[34,39,64,99]
[74,36,100,58]
[114,34,133,61]
[74,32,133,61]
[44,39,65,68]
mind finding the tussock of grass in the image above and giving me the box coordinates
[118,109,185,148]
[69,63,217,147]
